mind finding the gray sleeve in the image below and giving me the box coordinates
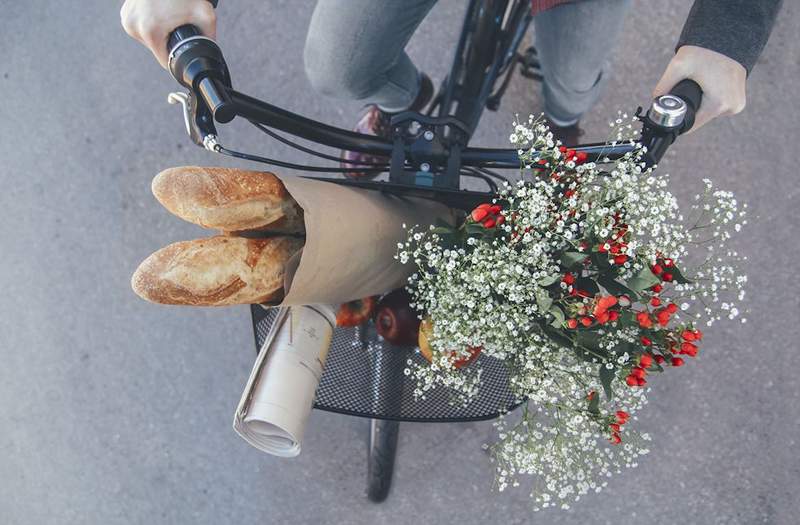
[677,0,783,75]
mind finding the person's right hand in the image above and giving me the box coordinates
[120,0,216,69]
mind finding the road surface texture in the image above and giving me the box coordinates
[1,1,798,524]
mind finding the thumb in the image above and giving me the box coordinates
[652,61,685,99]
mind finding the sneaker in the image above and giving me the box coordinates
[341,73,434,179]
[545,119,584,147]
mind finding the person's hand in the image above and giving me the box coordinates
[120,0,216,69]
[653,45,747,133]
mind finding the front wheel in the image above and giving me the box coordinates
[366,418,399,502]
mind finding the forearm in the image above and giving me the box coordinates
[677,0,783,74]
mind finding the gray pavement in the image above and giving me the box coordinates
[1,1,799,524]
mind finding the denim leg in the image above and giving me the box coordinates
[534,0,633,126]
[303,0,438,112]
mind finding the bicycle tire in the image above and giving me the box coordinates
[366,418,400,503]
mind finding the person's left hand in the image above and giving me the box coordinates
[653,45,747,133]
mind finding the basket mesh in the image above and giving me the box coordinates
[250,305,521,422]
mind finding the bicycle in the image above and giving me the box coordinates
[163,0,702,503]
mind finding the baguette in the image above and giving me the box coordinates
[131,235,303,306]
[152,166,304,233]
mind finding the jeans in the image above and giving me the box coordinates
[304,0,632,124]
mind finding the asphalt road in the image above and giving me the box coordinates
[1,1,798,524]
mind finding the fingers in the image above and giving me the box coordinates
[192,1,217,40]
[652,58,687,99]
[151,166,305,234]
[120,0,218,70]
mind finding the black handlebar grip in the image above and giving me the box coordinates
[668,79,703,133]
[167,22,235,124]
[167,24,202,56]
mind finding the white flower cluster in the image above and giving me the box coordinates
[396,114,747,511]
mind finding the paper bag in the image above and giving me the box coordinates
[272,175,457,306]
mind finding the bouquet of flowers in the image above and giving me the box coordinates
[397,114,747,510]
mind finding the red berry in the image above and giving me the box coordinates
[681,342,698,357]
[576,151,588,163]
[597,296,618,310]
[655,355,665,365]
[610,432,622,445]
[651,264,663,275]
[662,272,674,282]
[671,357,685,367]
[489,205,502,215]
[608,310,620,321]
[616,410,629,423]
[667,303,678,314]
[598,243,608,253]
[609,423,621,432]
[681,330,696,341]
[563,273,575,285]
[641,336,652,347]
[637,311,653,328]
[580,316,593,327]
[656,309,672,327]
[650,297,661,307]
[663,258,674,267]
[482,218,496,229]
[694,329,703,340]
[566,318,578,329]
[652,284,663,293]
[613,254,628,265]
[626,375,639,387]
[636,377,647,386]
[639,353,653,368]
[631,366,646,379]
[496,215,505,226]
[471,208,489,222]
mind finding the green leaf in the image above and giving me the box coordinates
[668,264,692,284]
[560,251,587,269]
[549,305,565,328]
[535,289,553,312]
[597,275,639,299]
[574,330,609,363]
[541,324,574,350]
[626,266,661,291]
[590,251,612,274]
[575,277,600,297]
[611,341,636,356]
[430,227,454,235]
[538,274,561,287]
[465,223,487,235]
[599,365,616,400]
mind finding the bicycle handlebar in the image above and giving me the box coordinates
[167,24,235,123]
[164,13,702,169]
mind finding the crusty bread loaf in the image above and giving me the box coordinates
[131,235,303,306]
[152,166,304,233]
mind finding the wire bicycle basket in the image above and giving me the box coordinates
[250,304,522,422]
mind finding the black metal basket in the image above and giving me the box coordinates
[250,305,521,422]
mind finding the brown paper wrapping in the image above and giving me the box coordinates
[271,175,457,306]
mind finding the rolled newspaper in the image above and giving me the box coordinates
[233,304,336,456]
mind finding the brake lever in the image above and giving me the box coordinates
[167,90,220,151]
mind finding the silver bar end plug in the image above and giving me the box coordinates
[647,94,687,128]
